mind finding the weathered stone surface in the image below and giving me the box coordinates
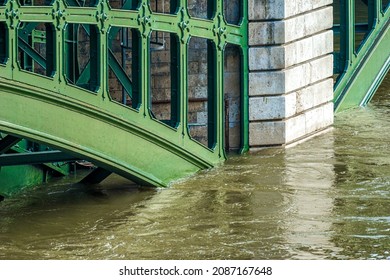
[249,94,296,120]
[249,78,333,121]
[249,121,286,146]
[250,102,333,146]
[249,6,333,45]
[285,54,333,93]
[285,102,334,143]
[248,0,334,148]
[296,78,334,113]
[249,71,286,96]
[249,54,333,96]
[249,0,333,20]
[249,30,333,70]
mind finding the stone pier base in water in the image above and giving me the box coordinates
[248,0,334,148]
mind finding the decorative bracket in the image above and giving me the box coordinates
[213,13,227,50]
[96,0,110,34]
[5,0,20,29]
[52,0,67,31]
[178,7,190,44]
[137,2,152,38]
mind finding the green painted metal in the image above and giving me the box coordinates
[0,0,249,188]
[0,134,21,154]
[79,166,112,184]
[0,150,78,166]
[334,0,390,112]
[0,165,48,196]
[0,134,72,196]
[0,133,72,175]
[9,139,72,175]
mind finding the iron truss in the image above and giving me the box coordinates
[0,0,249,187]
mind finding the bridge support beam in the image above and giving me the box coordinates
[248,0,334,148]
[79,167,112,185]
[0,135,21,154]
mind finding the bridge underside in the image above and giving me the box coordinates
[0,77,213,188]
[0,0,248,195]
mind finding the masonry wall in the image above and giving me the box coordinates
[248,0,334,147]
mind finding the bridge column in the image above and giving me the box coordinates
[248,0,334,148]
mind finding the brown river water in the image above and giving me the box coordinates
[1,73,389,260]
[1,1,390,260]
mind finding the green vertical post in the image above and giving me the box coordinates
[178,1,188,142]
[240,0,249,153]
[214,0,224,157]
[140,0,151,118]
[132,29,142,110]
[339,0,355,73]
[56,18,65,88]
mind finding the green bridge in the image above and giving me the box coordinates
[0,0,389,197]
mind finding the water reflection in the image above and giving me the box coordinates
[283,133,339,259]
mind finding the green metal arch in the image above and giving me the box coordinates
[0,0,249,187]
[0,76,216,187]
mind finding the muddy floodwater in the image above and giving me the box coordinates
[1,73,390,260]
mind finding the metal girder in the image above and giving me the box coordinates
[0,150,78,166]
[334,0,390,111]
[0,135,21,154]
[108,49,133,98]
[18,37,46,69]
[0,0,249,187]
[79,167,112,185]
[9,142,71,176]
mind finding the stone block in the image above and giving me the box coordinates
[188,62,199,74]
[250,101,333,147]
[249,0,333,20]
[296,79,333,113]
[285,102,333,143]
[304,102,334,135]
[188,73,208,88]
[153,74,171,89]
[188,86,208,99]
[284,0,333,18]
[249,30,333,70]
[285,54,333,93]
[249,6,333,45]
[249,121,286,146]
[250,54,333,96]
[249,46,286,70]
[151,88,171,102]
[249,21,284,46]
[285,113,307,142]
[249,93,297,121]
[249,71,286,96]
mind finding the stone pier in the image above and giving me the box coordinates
[248,0,334,148]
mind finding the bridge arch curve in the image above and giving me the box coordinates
[0,77,214,187]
